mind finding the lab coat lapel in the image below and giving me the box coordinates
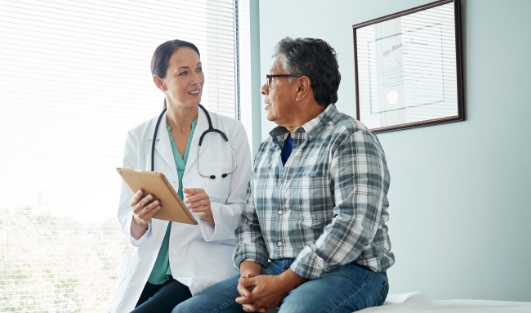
[185,106,211,174]
[154,113,178,175]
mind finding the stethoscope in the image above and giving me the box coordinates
[151,104,238,179]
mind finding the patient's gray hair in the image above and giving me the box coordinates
[273,37,341,106]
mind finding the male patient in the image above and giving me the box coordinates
[173,37,395,313]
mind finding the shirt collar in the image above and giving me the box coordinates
[269,104,339,141]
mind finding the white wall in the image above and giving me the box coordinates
[256,0,531,302]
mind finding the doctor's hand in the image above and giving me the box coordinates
[130,190,161,239]
[183,188,214,225]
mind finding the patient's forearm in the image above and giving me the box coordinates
[277,268,308,292]
[239,260,263,277]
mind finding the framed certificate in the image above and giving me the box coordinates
[353,0,464,133]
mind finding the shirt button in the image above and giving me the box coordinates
[277,242,283,247]
[171,249,177,255]
[278,210,283,215]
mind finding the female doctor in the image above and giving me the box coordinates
[110,39,252,313]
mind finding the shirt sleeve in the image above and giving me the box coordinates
[233,183,269,270]
[290,130,391,279]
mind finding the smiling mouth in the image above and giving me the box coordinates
[188,90,200,95]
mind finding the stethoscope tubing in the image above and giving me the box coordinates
[150,104,237,178]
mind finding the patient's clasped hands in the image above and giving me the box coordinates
[235,261,307,312]
[236,270,282,312]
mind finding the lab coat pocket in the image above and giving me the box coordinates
[188,241,237,280]
[201,161,233,199]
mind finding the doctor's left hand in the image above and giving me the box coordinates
[183,188,214,225]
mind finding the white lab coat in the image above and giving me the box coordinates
[110,108,252,313]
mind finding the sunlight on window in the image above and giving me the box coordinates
[0,0,247,311]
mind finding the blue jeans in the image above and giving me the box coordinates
[173,259,388,313]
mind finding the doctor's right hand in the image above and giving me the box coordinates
[130,190,161,239]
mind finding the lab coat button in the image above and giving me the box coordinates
[277,242,283,247]
[171,249,177,255]
[183,177,190,182]
[278,210,283,215]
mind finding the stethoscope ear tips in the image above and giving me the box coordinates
[208,174,228,179]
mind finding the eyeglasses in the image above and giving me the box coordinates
[265,74,303,88]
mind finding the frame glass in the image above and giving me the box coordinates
[353,0,464,133]
[265,74,303,88]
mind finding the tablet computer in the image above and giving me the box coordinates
[116,168,197,225]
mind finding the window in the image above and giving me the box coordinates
[0,0,250,311]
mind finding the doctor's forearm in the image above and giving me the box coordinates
[130,215,148,239]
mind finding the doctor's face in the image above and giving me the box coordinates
[160,47,204,108]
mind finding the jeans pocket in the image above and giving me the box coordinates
[375,280,389,306]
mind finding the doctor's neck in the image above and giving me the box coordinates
[165,103,199,133]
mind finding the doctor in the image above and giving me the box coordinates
[110,39,252,313]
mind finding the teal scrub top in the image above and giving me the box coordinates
[147,120,198,285]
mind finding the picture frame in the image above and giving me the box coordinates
[352,0,464,133]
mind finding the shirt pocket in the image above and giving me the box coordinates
[300,211,327,230]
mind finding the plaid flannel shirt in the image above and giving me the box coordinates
[234,105,395,279]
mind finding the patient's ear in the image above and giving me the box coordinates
[295,76,311,101]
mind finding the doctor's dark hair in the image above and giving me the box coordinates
[151,39,200,78]
[273,37,341,106]
[151,39,201,108]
